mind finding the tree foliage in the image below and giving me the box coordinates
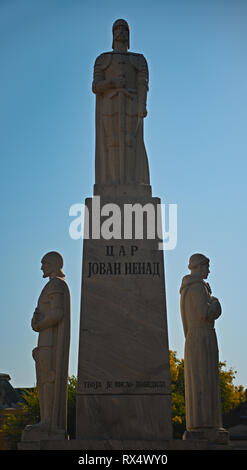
[218,361,245,414]
[2,376,77,449]
[170,350,246,437]
[67,375,77,438]
[170,350,186,437]
[1,387,40,449]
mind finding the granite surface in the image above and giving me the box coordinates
[76,196,172,440]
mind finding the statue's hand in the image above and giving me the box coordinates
[31,316,39,331]
[138,102,147,118]
[112,77,126,89]
[210,297,222,319]
[138,108,147,118]
[31,308,43,331]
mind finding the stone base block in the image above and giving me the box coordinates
[94,183,152,197]
[76,395,172,441]
[183,427,229,445]
[18,438,232,451]
[76,196,172,442]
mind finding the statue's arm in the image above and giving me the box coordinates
[208,296,222,319]
[137,55,149,118]
[92,59,110,93]
[92,54,125,94]
[31,308,41,332]
[191,283,217,322]
[32,293,64,332]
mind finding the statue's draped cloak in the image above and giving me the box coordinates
[180,274,222,430]
[93,52,150,185]
[37,277,70,431]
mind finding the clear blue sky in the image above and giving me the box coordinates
[1,0,246,388]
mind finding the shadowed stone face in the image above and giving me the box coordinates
[112,19,130,50]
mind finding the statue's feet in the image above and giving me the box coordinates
[183,427,229,445]
[21,421,66,442]
[24,421,48,431]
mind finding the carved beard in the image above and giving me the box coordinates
[42,269,53,278]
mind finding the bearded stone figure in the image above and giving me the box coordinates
[21,252,70,441]
[180,253,228,443]
[92,19,150,191]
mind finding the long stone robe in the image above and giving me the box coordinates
[92,51,150,186]
[32,276,70,433]
[180,274,222,431]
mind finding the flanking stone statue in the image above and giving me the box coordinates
[93,18,150,188]
[180,253,228,443]
[21,252,70,442]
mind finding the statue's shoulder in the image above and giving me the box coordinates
[94,52,113,69]
[129,52,148,70]
[180,274,204,294]
[129,52,145,58]
[47,277,68,295]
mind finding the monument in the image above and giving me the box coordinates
[21,252,70,442]
[17,20,233,452]
[76,19,173,447]
[180,253,228,444]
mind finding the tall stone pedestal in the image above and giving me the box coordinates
[76,190,173,442]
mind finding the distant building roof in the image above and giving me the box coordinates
[223,400,247,440]
[0,374,23,409]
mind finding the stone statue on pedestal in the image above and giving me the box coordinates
[180,253,228,443]
[21,252,70,442]
[76,20,172,444]
[93,19,150,187]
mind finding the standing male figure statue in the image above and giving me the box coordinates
[93,19,150,187]
[180,253,228,443]
[22,252,70,441]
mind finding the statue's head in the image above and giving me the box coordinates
[112,19,130,50]
[188,253,210,279]
[41,251,65,279]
